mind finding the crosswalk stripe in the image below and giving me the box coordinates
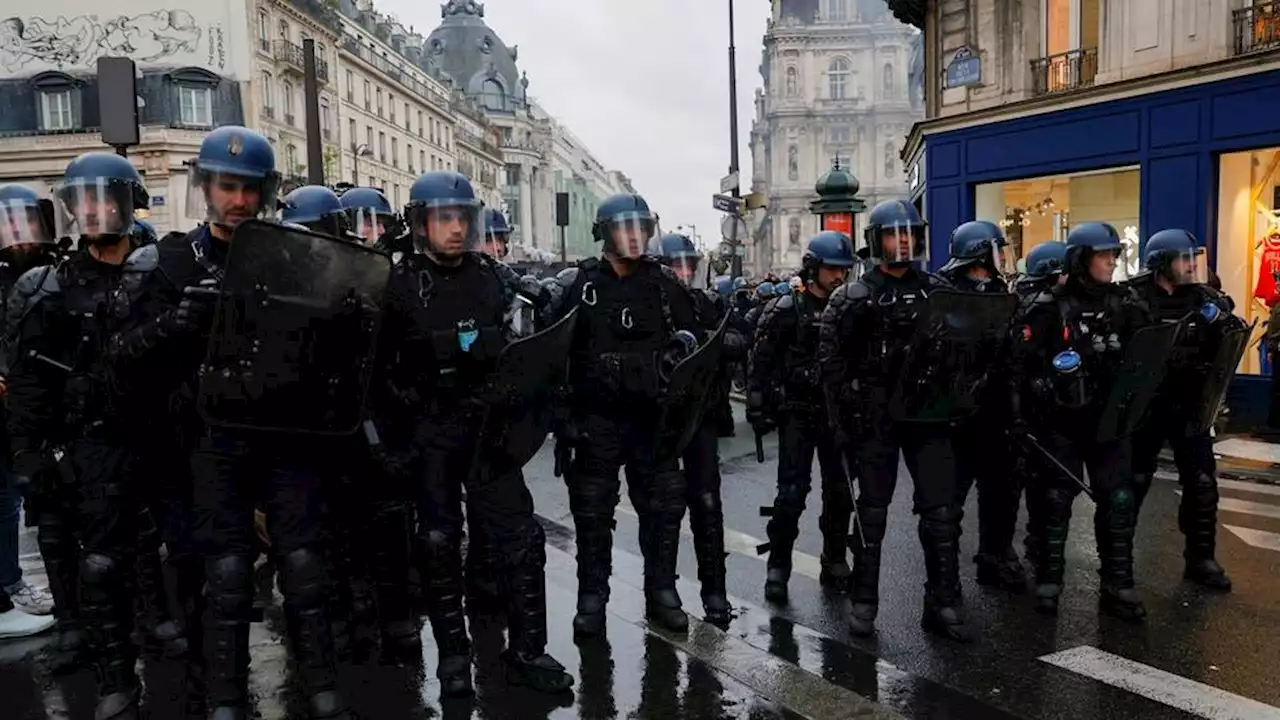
[1155,471,1280,497]
[615,496,826,580]
[1223,525,1280,552]
[1174,491,1280,520]
[1039,646,1280,720]
[1214,438,1280,465]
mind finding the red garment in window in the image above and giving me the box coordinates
[1255,235,1280,307]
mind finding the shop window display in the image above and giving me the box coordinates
[1216,147,1280,374]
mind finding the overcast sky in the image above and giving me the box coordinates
[377,0,769,251]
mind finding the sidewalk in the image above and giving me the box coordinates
[1161,434,1280,486]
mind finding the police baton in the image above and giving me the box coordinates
[754,430,765,463]
[1019,432,1094,501]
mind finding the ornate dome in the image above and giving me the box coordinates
[424,0,527,112]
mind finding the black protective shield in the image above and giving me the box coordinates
[197,220,392,435]
[473,307,579,472]
[1191,321,1252,435]
[1095,321,1182,443]
[655,313,730,457]
[888,289,1019,422]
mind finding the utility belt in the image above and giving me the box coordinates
[589,351,661,401]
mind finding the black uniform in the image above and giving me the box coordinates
[749,289,853,600]
[818,267,970,641]
[1128,275,1238,590]
[377,250,568,695]
[1008,277,1153,619]
[553,256,699,636]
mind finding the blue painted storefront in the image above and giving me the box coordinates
[920,69,1280,426]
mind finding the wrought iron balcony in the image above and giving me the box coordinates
[273,40,330,84]
[1030,47,1098,96]
[1233,1,1280,56]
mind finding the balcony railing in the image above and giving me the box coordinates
[273,39,330,84]
[339,35,452,112]
[1233,2,1280,56]
[1030,47,1098,96]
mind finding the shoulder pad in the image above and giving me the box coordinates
[845,280,872,301]
[774,294,795,311]
[123,242,160,274]
[14,264,59,298]
[556,267,580,289]
[158,231,187,245]
[578,257,600,273]
[1030,289,1057,307]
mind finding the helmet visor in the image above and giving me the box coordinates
[346,207,393,246]
[406,198,482,256]
[186,166,279,229]
[604,213,659,260]
[870,220,927,265]
[1169,248,1208,286]
[53,177,135,239]
[0,199,55,250]
[668,254,708,289]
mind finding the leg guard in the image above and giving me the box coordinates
[204,554,255,712]
[369,501,418,655]
[1094,487,1146,622]
[277,547,348,718]
[846,505,887,637]
[81,552,140,717]
[37,509,88,674]
[918,507,971,642]
[643,469,688,633]
[133,507,185,657]
[688,490,729,618]
[504,521,550,658]
[818,478,853,591]
[420,528,470,658]
[1179,471,1231,590]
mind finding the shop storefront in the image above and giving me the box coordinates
[918,68,1280,421]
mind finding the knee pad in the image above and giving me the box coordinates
[278,548,328,608]
[80,553,119,587]
[693,491,721,515]
[774,483,808,513]
[207,555,254,596]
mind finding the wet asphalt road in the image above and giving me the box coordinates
[2,406,1279,719]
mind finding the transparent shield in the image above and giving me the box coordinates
[186,167,279,229]
[871,220,927,264]
[406,198,482,256]
[604,214,660,260]
[53,178,135,239]
[989,242,1015,276]
[1172,248,1208,285]
[0,199,54,250]
[346,207,390,246]
[669,255,710,289]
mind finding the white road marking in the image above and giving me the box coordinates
[1040,646,1280,720]
[1214,438,1280,465]
[615,496,825,580]
[1174,491,1280,520]
[1155,472,1280,497]
[1223,525,1280,552]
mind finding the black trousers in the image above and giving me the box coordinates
[953,417,1023,559]
[682,418,726,598]
[191,427,339,710]
[764,410,852,572]
[1131,406,1221,562]
[414,405,548,659]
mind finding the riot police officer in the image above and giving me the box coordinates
[1129,229,1240,591]
[281,185,349,237]
[339,186,399,248]
[483,207,513,259]
[6,152,156,718]
[938,221,1027,592]
[749,231,856,603]
[548,193,700,638]
[1008,222,1154,621]
[817,201,971,642]
[1016,242,1069,297]
[376,170,571,696]
[652,232,743,626]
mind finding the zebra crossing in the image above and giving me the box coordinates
[1163,473,1280,554]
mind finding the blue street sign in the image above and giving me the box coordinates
[712,193,743,214]
[945,46,981,88]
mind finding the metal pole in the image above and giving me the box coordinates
[302,39,324,186]
[560,225,568,264]
[114,145,128,158]
[352,149,359,186]
[727,0,743,281]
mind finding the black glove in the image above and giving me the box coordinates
[745,390,774,434]
[175,279,220,332]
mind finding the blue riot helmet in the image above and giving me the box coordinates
[650,232,705,287]
[131,217,158,246]
[186,126,279,232]
[53,152,146,242]
[714,275,733,297]
[405,171,482,259]
[755,282,775,300]
[801,231,855,294]
[281,185,347,236]
[1023,241,1068,280]
[1065,221,1123,283]
[339,186,394,245]
[483,207,513,258]
[0,183,55,250]
[941,220,1009,276]
[1144,229,1207,286]
[593,193,660,260]
[864,200,927,265]
[772,281,791,296]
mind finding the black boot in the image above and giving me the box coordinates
[464,522,504,613]
[819,479,853,594]
[81,553,140,720]
[38,522,90,674]
[205,555,254,717]
[1180,471,1232,591]
[918,507,972,643]
[642,472,688,634]
[759,502,801,604]
[421,529,474,697]
[133,511,187,658]
[505,524,573,692]
[846,506,886,638]
[1033,487,1073,617]
[368,502,422,663]
[974,472,1027,593]
[1095,487,1146,623]
[569,482,617,640]
[278,548,350,718]
[974,549,1028,593]
[688,490,731,627]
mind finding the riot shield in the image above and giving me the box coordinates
[472,307,579,473]
[1095,321,1182,443]
[888,289,1019,423]
[655,313,730,458]
[197,219,392,435]
[1190,320,1253,435]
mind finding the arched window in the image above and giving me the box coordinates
[785,66,798,96]
[481,78,504,109]
[828,58,850,100]
[788,145,799,180]
[884,143,896,178]
[883,64,895,97]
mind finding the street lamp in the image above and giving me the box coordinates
[350,142,371,186]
